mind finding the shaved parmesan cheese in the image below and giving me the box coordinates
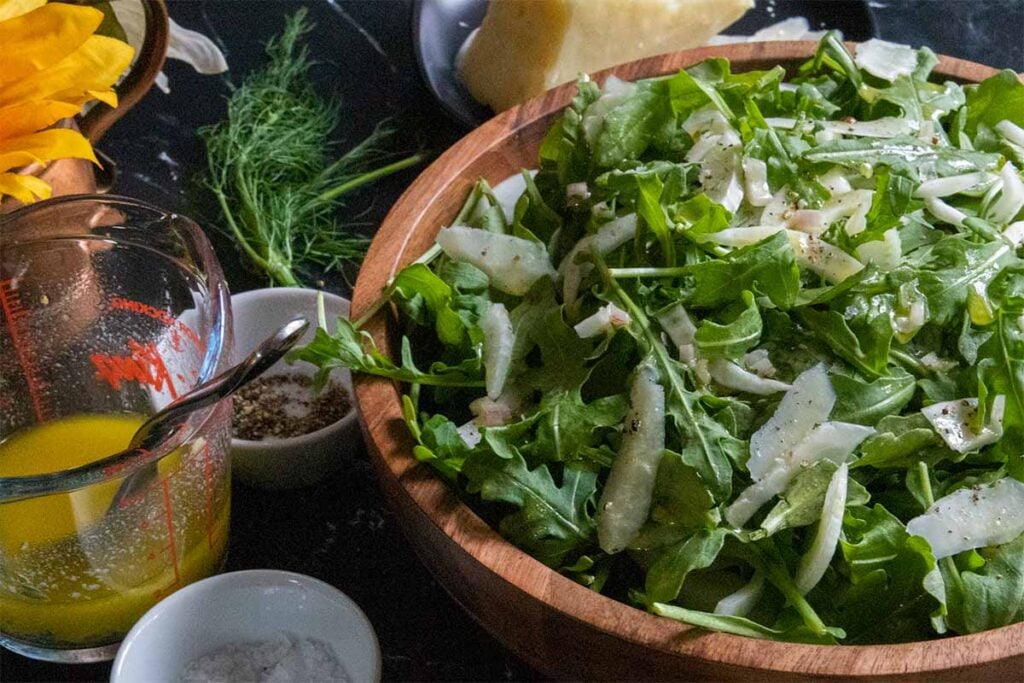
[822,117,917,139]
[821,189,874,234]
[742,157,773,207]
[714,570,764,617]
[1004,221,1024,247]
[787,209,826,235]
[920,352,957,373]
[437,226,554,295]
[707,359,791,395]
[706,225,785,246]
[743,349,778,377]
[921,396,1005,453]
[458,420,483,448]
[559,213,637,304]
[491,171,533,222]
[855,39,918,82]
[787,231,865,283]
[995,120,1024,147]
[470,396,514,427]
[925,197,967,228]
[682,107,731,137]
[987,163,1024,225]
[597,365,666,554]
[696,131,745,212]
[657,304,697,348]
[566,181,590,202]
[574,303,631,338]
[707,228,864,282]
[748,364,835,482]
[856,228,902,272]
[726,421,872,528]
[482,303,514,399]
[906,477,1024,559]
[917,172,991,199]
[760,188,795,226]
[795,463,848,595]
[470,387,529,426]
[819,168,853,196]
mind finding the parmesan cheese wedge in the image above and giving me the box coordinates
[458,0,754,112]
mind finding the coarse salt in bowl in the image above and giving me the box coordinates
[110,570,380,683]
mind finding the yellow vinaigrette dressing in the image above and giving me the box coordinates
[0,414,229,648]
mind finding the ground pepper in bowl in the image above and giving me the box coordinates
[232,373,351,441]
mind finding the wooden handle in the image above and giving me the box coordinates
[79,0,170,144]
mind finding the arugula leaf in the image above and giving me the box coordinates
[634,173,676,266]
[803,137,1000,180]
[760,460,870,536]
[694,291,762,359]
[830,368,917,425]
[510,284,590,392]
[975,266,1024,477]
[854,413,950,470]
[686,232,800,310]
[291,322,483,388]
[917,238,1016,325]
[946,533,1024,633]
[539,76,601,185]
[463,451,597,567]
[392,263,472,347]
[662,66,734,121]
[964,70,1024,136]
[593,89,671,169]
[411,410,472,480]
[645,528,727,603]
[512,171,562,243]
[652,603,843,644]
[796,308,891,378]
[529,389,628,463]
[674,193,732,236]
[650,450,716,528]
[832,504,942,643]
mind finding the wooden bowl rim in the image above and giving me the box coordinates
[353,41,1023,677]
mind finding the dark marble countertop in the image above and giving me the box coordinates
[3,1,1022,681]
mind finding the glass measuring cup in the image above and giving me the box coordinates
[0,196,234,662]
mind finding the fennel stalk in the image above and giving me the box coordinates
[201,10,423,287]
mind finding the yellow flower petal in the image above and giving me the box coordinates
[0,34,134,109]
[0,128,96,173]
[0,99,80,139]
[0,0,45,22]
[85,87,119,108]
[0,3,103,87]
[0,171,51,204]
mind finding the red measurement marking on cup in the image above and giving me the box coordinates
[152,476,182,600]
[0,278,49,422]
[90,339,180,399]
[108,297,205,354]
[201,440,214,550]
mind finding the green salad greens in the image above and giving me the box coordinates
[297,34,1024,644]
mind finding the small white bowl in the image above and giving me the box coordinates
[111,570,380,683]
[230,288,359,489]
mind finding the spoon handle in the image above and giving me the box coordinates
[129,318,310,450]
[109,317,310,513]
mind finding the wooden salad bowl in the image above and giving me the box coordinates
[352,42,1023,680]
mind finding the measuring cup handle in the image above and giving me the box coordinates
[78,0,170,144]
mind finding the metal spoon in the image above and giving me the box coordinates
[107,317,310,512]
